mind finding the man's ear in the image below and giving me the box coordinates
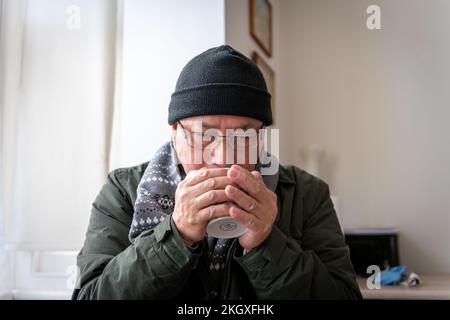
[171,123,177,147]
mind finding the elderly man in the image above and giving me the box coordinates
[72,45,361,300]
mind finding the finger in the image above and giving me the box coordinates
[227,165,264,200]
[189,176,234,197]
[194,190,229,209]
[197,203,233,223]
[229,205,261,231]
[251,170,264,183]
[184,168,229,187]
[225,185,261,216]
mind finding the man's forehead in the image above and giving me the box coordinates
[182,115,261,129]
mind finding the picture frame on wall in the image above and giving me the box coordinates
[249,0,273,57]
[252,51,275,124]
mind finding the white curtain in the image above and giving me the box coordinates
[0,0,120,298]
[0,0,26,297]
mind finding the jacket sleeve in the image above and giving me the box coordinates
[72,170,200,300]
[235,169,362,299]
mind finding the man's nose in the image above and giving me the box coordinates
[209,139,233,165]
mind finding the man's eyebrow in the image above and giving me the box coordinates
[200,122,216,129]
[201,122,253,130]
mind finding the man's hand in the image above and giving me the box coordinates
[172,168,233,246]
[225,165,278,251]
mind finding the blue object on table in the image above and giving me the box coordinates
[380,265,406,285]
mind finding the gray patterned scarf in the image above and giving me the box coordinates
[129,142,182,240]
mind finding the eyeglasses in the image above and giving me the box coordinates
[177,121,264,151]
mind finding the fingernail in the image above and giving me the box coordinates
[227,185,236,193]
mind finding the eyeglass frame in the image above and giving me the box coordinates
[177,120,265,151]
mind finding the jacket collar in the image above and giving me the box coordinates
[277,165,296,185]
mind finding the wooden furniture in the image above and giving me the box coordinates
[357,274,450,300]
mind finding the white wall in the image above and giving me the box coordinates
[109,0,225,170]
[283,0,450,273]
[227,0,450,273]
[225,0,292,165]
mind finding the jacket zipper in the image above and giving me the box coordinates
[220,238,238,299]
[198,238,212,299]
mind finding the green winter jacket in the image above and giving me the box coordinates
[72,162,362,300]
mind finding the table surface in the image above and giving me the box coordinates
[357,274,450,300]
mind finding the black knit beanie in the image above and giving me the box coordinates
[168,45,272,126]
